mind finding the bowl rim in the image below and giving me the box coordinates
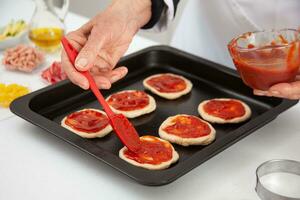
[228,28,300,52]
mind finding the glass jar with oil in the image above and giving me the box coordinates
[29,0,69,52]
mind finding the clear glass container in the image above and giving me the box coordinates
[228,29,300,90]
[29,0,69,52]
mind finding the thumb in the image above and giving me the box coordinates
[75,29,104,71]
[269,81,300,99]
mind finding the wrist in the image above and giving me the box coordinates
[109,0,152,31]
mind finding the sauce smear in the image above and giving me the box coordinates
[203,100,245,120]
[107,91,149,111]
[123,136,173,165]
[164,115,211,138]
[65,110,109,133]
[146,74,186,93]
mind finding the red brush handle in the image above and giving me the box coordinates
[61,37,114,117]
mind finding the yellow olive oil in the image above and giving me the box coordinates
[29,27,64,52]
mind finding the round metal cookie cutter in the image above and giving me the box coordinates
[256,159,300,200]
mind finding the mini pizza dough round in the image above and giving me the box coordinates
[106,90,156,118]
[61,108,112,138]
[159,114,216,146]
[198,98,251,124]
[143,73,193,100]
[119,136,179,170]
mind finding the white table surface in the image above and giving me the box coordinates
[1,1,300,200]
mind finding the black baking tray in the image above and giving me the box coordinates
[10,46,298,186]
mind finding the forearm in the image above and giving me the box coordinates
[108,0,152,31]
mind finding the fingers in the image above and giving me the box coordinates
[61,50,89,89]
[254,81,300,99]
[61,28,92,89]
[269,82,300,99]
[91,66,128,89]
[64,31,88,51]
[75,26,105,71]
[93,76,111,89]
[253,89,269,96]
[78,19,94,36]
[62,45,127,90]
[93,53,113,71]
[108,66,128,83]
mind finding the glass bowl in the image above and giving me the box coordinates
[228,29,300,90]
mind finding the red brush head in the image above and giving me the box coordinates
[110,114,141,152]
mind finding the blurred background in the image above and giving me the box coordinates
[1,0,187,44]
[0,0,236,73]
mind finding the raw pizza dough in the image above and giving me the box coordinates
[143,73,193,100]
[159,114,216,146]
[106,90,156,118]
[198,98,251,124]
[61,108,112,138]
[119,135,179,170]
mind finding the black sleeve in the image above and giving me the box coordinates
[142,0,180,29]
[172,0,180,16]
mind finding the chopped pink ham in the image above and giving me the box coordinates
[2,44,44,72]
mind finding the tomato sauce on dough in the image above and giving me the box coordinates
[164,115,211,138]
[65,110,109,133]
[123,136,173,165]
[146,74,187,93]
[203,100,246,120]
[107,91,149,111]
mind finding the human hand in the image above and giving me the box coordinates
[61,0,151,89]
[254,69,300,99]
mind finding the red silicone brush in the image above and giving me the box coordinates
[61,37,141,152]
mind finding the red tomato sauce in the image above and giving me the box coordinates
[107,91,149,111]
[65,110,109,133]
[203,100,246,120]
[232,55,299,90]
[229,35,300,90]
[163,115,211,138]
[146,74,186,93]
[123,136,173,165]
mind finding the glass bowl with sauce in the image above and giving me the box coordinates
[228,29,300,90]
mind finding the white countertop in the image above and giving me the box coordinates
[1,1,300,200]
